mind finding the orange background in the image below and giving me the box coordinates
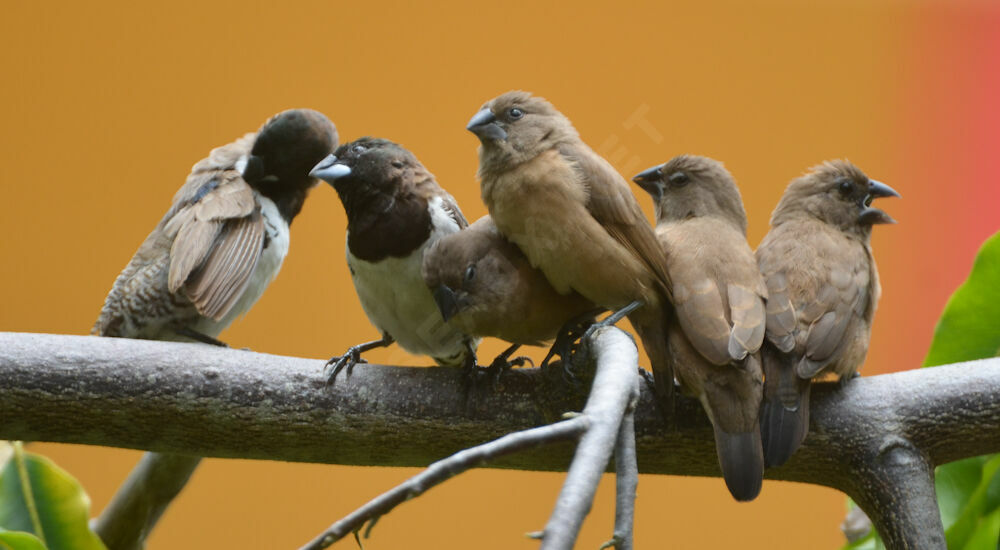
[2,1,999,548]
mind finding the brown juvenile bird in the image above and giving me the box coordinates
[756,160,899,467]
[311,137,475,379]
[633,155,767,501]
[422,215,600,367]
[94,109,338,343]
[466,91,674,401]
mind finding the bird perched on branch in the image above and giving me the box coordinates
[466,91,674,403]
[421,215,600,370]
[633,155,766,501]
[756,160,899,467]
[93,109,338,344]
[311,138,475,381]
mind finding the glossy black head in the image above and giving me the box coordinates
[243,108,338,222]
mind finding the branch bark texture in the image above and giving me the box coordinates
[2,332,1000,549]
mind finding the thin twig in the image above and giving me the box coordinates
[537,327,640,550]
[299,417,590,550]
[602,412,638,550]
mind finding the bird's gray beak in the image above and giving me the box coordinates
[858,179,900,225]
[310,154,352,183]
[466,109,507,142]
[432,285,462,322]
[632,164,664,199]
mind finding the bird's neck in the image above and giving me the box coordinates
[251,177,314,225]
[342,188,433,262]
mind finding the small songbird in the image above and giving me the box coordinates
[421,215,599,367]
[311,137,475,378]
[93,109,338,343]
[756,160,899,467]
[633,155,767,501]
[466,91,674,402]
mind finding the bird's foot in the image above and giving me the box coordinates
[839,371,861,388]
[485,352,533,388]
[324,335,393,385]
[540,308,605,370]
[579,300,643,343]
[174,327,230,348]
[324,347,368,384]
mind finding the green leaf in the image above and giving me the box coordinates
[0,528,48,550]
[923,231,1000,367]
[946,455,1000,549]
[959,507,1000,550]
[937,456,989,530]
[0,443,106,550]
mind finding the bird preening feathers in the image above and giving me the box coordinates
[93,108,337,343]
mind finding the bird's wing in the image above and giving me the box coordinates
[671,243,766,366]
[165,155,265,321]
[439,191,469,229]
[727,282,767,361]
[558,143,672,300]
[757,246,798,353]
[673,272,732,365]
[796,261,870,378]
[414,172,468,229]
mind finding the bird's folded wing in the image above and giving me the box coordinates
[558,143,672,301]
[757,249,798,353]
[796,264,870,378]
[165,168,264,321]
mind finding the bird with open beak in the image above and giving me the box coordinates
[633,155,767,501]
[466,91,675,404]
[311,137,476,381]
[421,215,600,369]
[93,109,337,343]
[756,160,899,467]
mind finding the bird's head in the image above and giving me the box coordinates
[422,219,515,323]
[466,91,578,170]
[772,160,900,237]
[244,109,338,192]
[632,155,748,233]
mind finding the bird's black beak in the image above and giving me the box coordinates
[309,154,352,184]
[466,109,507,142]
[433,285,462,322]
[858,179,900,225]
[632,164,664,199]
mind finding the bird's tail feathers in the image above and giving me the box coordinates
[714,428,764,502]
[761,345,811,468]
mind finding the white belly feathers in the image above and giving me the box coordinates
[346,196,471,364]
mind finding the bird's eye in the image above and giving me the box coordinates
[391,160,404,169]
[508,108,524,120]
[668,172,689,186]
[464,265,476,282]
[351,145,367,154]
[838,180,853,195]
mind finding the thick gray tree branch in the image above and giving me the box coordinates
[2,332,1000,549]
